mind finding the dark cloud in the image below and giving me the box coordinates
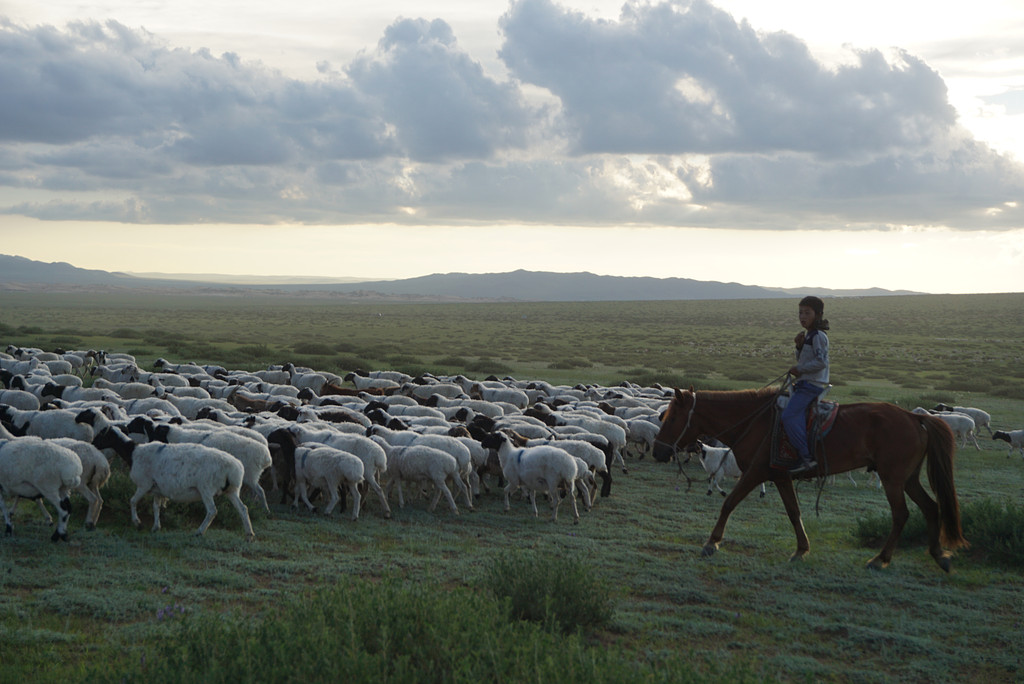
[0,5,1021,230]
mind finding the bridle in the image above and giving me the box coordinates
[653,391,697,454]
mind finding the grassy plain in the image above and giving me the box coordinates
[0,291,1023,682]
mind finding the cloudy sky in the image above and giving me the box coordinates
[1,0,1023,294]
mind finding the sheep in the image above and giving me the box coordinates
[366,425,475,510]
[537,410,629,474]
[91,378,158,399]
[400,382,466,402]
[686,440,766,498]
[344,372,401,392]
[287,426,391,519]
[467,383,530,410]
[373,440,469,515]
[117,396,184,419]
[284,363,329,394]
[933,403,993,437]
[0,357,42,376]
[89,363,139,383]
[480,431,580,524]
[35,382,121,404]
[572,456,595,511]
[0,435,82,541]
[0,405,100,442]
[47,437,112,530]
[624,417,661,459]
[993,429,1024,458]
[292,445,365,519]
[158,394,236,421]
[913,407,979,450]
[120,441,255,541]
[124,416,272,513]
[0,389,41,411]
[525,437,608,503]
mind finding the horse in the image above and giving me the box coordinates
[652,387,968,572]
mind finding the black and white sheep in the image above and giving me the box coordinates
[933,403,993,437]
[118,440,255,540]
[993,429,1024,458]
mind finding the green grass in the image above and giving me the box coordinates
[1,291,1023,682]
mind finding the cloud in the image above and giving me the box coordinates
[0,3,1021,231]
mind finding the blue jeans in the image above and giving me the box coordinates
[781,381,824,461]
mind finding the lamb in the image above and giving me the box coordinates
[283,363,329,394]
[373,440,469,515]
[88,363,139,383]
[933,403,993,437]
[344,372,401,392]
[0,435,82,541]
[687,440,766,498]
[292,445,365,520]
[124,416,272,513]
[480,431,580,524]
[91,378,158,399]
[120,441,255,541]
[993,429,1024,458]
[468,383,530,410]
[47,437,112,530]
[624,417,661,459]
[525,437,608,502]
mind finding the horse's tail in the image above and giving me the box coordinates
[921,414,969,550]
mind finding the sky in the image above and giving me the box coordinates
[1,0,1023,294]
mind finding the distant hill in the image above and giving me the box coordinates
[0,254,920,301]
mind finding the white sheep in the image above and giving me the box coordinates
[89,363,139,383]
[624,417,661,459]
[125,416,272,513]
[123,441,256,541]
[292,445,365,520]
[993,429,1024,458]
[0,405,99,442]
[572,456,595,511]
[525,437,608,502]
[0,435,83,541]
[480,431,580,524]
[913,407,979,450]
[287,426,391,519]
[366,425,475,510]
[934,403,993,437]
[688,440,766,498]
[344,372,401,392]
[373,440,469,515]
[0,389,41,411]
[284,363,329,394]
[47,437,112,530]
[91,378,158,399]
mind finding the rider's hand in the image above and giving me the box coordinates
[794,331,806,347]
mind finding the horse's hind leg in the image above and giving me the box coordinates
[774,478,809,560]
[904,477,950,572]
[867,479,910,570]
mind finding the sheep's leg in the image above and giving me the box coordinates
[248,478,271,513]
[195,490,219,536]
[151,495,166,533]
[129,484,152,530]
[396,479,407,508]
[322,483,341,516]
[226,490,255,541]
[48,489,72,542]
[454,475,474,512]
[428,478,459,514]
[0,495,13,536]
[370,475,392,518]
[578,479,592,511]
[611,448,628,474]
[76,483,100,530]
[528,488,540,517]
[348,483,362,521]
[296,480,316,513]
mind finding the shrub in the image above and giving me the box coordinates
[109,328,140,339]
[291,342,335,356]
[549,357,593,370]
[853,497,1024,567]
[480,551,614,634]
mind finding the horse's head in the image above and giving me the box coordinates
[652,387,697,462]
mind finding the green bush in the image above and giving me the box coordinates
[86,578,715,684]
[481,551,614,634]
[291,342,335,356]
[550,357,594,370]
[853,497,1024,567]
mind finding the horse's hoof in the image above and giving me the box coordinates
[866,557,887,571]
[789,551,806,562]
[85,523,96,531]
[937,556,952,573]
[700,544,717,558]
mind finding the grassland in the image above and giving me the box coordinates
[0,291,1022,682]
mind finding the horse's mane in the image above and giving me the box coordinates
[686,387,778,403]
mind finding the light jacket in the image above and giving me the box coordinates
[794,328,829,387]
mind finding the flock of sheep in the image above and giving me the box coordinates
[0,345,674,540]
[0,344,1019,543]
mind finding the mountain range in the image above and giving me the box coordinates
[0,254,919,301]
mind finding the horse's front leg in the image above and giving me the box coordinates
[701,469,766,558]
[774,477,810,561]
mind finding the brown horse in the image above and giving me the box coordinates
[652,387,968,572]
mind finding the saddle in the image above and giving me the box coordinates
[770,386,838,471]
